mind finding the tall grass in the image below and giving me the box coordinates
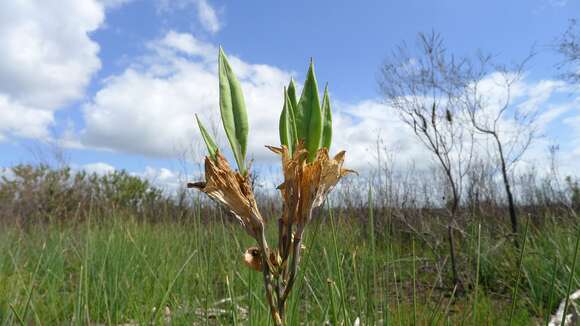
[559,222,580,326]
[1,211,579,325]
[0,163,579,324]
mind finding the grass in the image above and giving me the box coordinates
[0,212,579,325]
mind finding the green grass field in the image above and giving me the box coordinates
[1,211,579,325]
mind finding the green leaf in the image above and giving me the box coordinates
[279,88,292,155]
[287,92,298,146]
[286,80,299,147]
[195,114,218,160]
[287,78,298,118]
[218,47,249,174]
[321,84,332,150]
[296,60,322,162]
[279,88,298,156]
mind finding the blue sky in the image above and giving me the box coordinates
[0,0,579,190]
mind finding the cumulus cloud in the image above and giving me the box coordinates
[0,95,54,140]
[80,29,580,178]
[80,31,428,170]
[195,0,221,33]
[561,113,580,169]
[332,100,429,170]
[83,162,116,175]
[135,166,182,192]
[98,0,133,9]
[80,30,429,171]
[0,0,106,141]
[156,0,221,33]
[81,31,290,160]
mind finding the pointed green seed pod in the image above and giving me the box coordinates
[218,47,249,174]
[287,78,299,119]
[296,60,322,162]
[279,87,295,156]
[321,84,332,150]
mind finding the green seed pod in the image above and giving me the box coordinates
[321,84,332,150]
[446,109,452,123]
[287,78,299,119]
[195,114,218,160]
[218,47,249,174]
[279,87,294,156]
[296,60,322,162]
[431,102,436,127]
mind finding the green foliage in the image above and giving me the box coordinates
[279,87,298,156]
[295,61,323,162]
[287,78,299,117]
[195,114,218,160]
[1,217,578,325]
[321,84,333,150]
[218,47,249,174]
[196,50,334,168]
[280,61,333,161]
[566,176,580,209]
[0,164,175,225]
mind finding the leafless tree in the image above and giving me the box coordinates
[556,19,580,84]
[461,52,537,237]
[378,32,475,288]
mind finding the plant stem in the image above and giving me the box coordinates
[509,215,530,326]
[560,224,580,326]
[281,225,305,304]
[256,224,284,326]
[412,237,417,326]
[472,223,481,324]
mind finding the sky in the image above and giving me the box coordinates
[0,0,579,191]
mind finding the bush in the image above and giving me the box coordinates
[0,164,193,225]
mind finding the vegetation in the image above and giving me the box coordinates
[191,49,350,325]
[0,202,578,325]
[0,30,579,325]
[0,152,578,325]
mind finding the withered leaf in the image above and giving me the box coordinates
[267,143,354,226]
[190,152,264,239]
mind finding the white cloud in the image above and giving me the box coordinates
[80,31,430,170]
[460,73,580,173]
[517,80,568,114]
[0,95,54,140]
[83,162,116,175]
[561,113,580,169]
[0,167,15,181]
[98,0,133,9]
[332,100,429,170]
[136,166,182,192]
[195,0,220,33]
[0,0,107,141]
[153,31,216,58]
[81,31,290,161]
[156,0,221,33]
[80,29,580,180]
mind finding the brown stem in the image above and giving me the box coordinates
[279,216,293,261]
[276,218,284,300]
[447,225,460,289]
[280,224,305,304]
[495,136,518,237]
[263,271,283,326]
[257,225,283,326]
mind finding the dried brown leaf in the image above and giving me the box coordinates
[189,152,264,238]
[267,143,354,226]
